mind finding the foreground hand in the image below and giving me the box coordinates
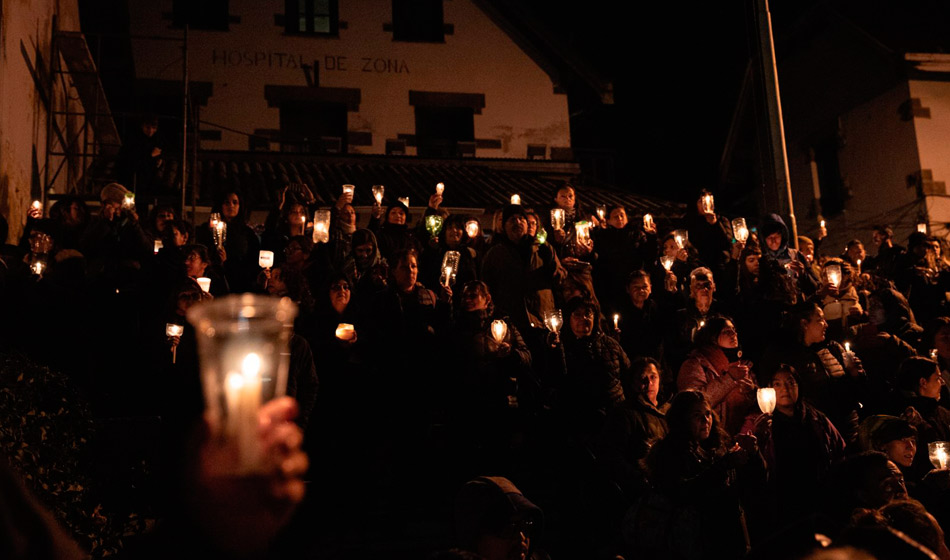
[726,362,750,382]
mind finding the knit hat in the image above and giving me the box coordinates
[501,204,527,225]
[99,183,130,205]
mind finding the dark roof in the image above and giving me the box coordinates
[195,151,683,218]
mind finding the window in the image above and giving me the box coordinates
[279,101,347,153]
[285,0,338,35]
[392,0,444,42]
[415,106,474,158]
[812,137,846,217]
[172,0,230,31]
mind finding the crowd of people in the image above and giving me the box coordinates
[2,178,950,560]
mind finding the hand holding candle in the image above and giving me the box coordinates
[701,193,715,215]
[551,209,565,232]
[341,184,355,203]
[672,230,688,249]
[732,217,749,243]
[166,323,184,363]
[398,196,410,208]
[643,213,655,232]
[826,264,842,289]
[29,200,41,218]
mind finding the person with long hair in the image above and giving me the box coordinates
[196,188,260,293]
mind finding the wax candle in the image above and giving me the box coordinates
[197,277,211,293]
[551,209,565,231]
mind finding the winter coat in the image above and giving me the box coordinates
[678,346,756,435]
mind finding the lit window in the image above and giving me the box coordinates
[286,0,338,35]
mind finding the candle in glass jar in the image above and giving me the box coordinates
[197,277,211,293]
[342,184,355,198]
[757,388,777,414]
[596,205,607,222]
[122,192,136,210]
[826,264,842,288]
[465,220,480,238]
[440,251,460,287]
[551,209,565,231]
[544,309,562,333]
[436,182,445,196]
[510,194,521,205]
[929,441,950,469]
[732,217,749,243]
[222,352,264,468]
[575,221,591,245]
[672,230,688,249]
[491,320,508,343]
[31,259,46,276]
[313,210,331,243]
[701,193,715,214]
[335,323,355,341]
[643,213,654,230]
[258,250,274,269]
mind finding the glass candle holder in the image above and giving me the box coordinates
[930,441,950,469]
[661,255,675,271]
[510,194,522,205]
[258,250,274,269]
[186,294,298,473]
[436,182,445,196]
[701,193,715,215]
[212,220,227,249]
[643,213,654,230]
[166,323,184,337]
[335,323,355,341]
[596,205,607,223]
[575,221,592,246]
[398,196,410,208]
[440,250,460,287]
[544,309,563,333]
[536,228,548,245]
[313,210,331,243]
[426,214,444,238]
[733,217,749,243]
[29,232,53,255]
[29,255,47,277]
[491,320,508,343]
[757,388,776,414]
[372,184,385,205]
[122,192,136,211]
[465,219,480,238]
[551,209,565,231]
[672,230,688,249]
[825,264,842,289]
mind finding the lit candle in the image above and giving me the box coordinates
[918,223,928,234]
[732,217,749,243]
[197,277,211,293]
[222,352,264,469]
[398,196,410,208]
[701,193,715,215]
[826,264,841,288]
[313,210,331,243]
[544,309,563,333]
[929,441,950,469]
[440,251,460,287]
[154,239,163,254]
[491,320,508,343]
[122,192,136,210]
[931,348,939,360]
[672,229,688,249]
[465,220,480,238]
[510,194,522,205]
[856,258,862,268]
[342,184,355,198]
[643,213,654,231]
[551,209,565,231]
[214,221,227,249]
[426,214,444,238]
[820,219,826,229]
[699,320,706,329]
[436,182,445,196]
[757,388,777,414]
[661,256,675,271]
[258,250,274,269]
[575,221,591,246]
[596,205,607,222]
[166,323,184,363]
[372,184,385,205]
[335,323,355,341]
[31,200,41,213]
[613,313,620,330]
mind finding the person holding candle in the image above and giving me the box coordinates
[759,213,819,298]
[261,201,309,261]
[368,199,422,265]
[678,316,757,435]
[739,364,846,525]
[592,205,658,313]
[79,182,152,289]
[616,271,672,392]
[685,189,734,272]
[817,258,863,342]
[667,268,726,373]
[545,184,579,250]
[896,233,950,327]
[636,390,764,560]
[892,357,950,479]
[196,189,261,294]
[340,229,388,302]
[655,232,702,298]
[421,215,478,306]
[184,244,230,297]
[858,416,922,488]
[864,224,904,279]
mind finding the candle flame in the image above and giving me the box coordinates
[242,353,261,379]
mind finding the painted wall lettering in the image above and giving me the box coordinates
[210,49,409,74]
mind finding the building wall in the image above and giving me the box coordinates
[0,0,83,240]
[127,0,570,158]
[909,79,950,238]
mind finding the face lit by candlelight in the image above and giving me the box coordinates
[340,204,357,227]
[525,213,539,237]
[663,238,685,260]
[569,306,595,339]
[266,267,286,295]
[393,253,418,292]
[287,204,307,228]
[608,207,627,229]
[221,193,240,220]
[847,242,866,265]
[920,369,944,400]
[771,370,799,413]
[627,276,651,308]
[185,250,208,278]
[765,232,783,252]
[461,284,490,312]
[387,206,406,225]
[882,436,917,468]
[744,253,760,276]
[638,363,661,406]
[688,401,713,442]
[102,201,122,222]
[329,279,351,314]
[445,223,464,247]
[802,308,827,345]
[716,321,739,349]
[555,186,575,209]
[504,214,528,243]
[690,278,715,308]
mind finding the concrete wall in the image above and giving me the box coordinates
[127,0,570,157]
[0,0,83,241]
[909,79,950,239]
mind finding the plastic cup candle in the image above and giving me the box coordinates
[918,223,928,234]
[757,388,777,414]
[398,197,410,208]
[733,217,749,243]
[643,213,654,230]
[436,182,445,196]
[491,320,508,343]
[335,323,355,341]
[465,220,480,238]
[536,228,548,244]
[661,255,675,271]
[197,277,211,293]
[440,251,460,287]
[826,264,842,288]
[258,250,274,269]
[313,210,331,243]
[673,230,688,249]
[186,295,298,474]
[551,209,565,231]
[154,239,163,254]
[31,200,41,214]
[701,193,715,214]
[930,442,950,469]
[342,184,355,199]
[372,184,385,205]
[510,194,522,205]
